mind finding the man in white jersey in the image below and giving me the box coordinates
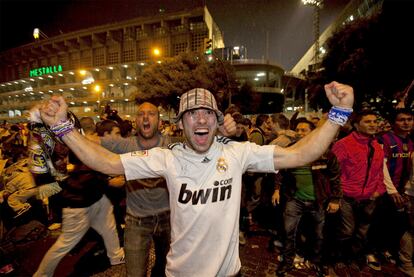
[39,82,354,277]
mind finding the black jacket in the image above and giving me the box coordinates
[275,150,343,208]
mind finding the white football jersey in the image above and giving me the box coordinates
[121,136,276,276]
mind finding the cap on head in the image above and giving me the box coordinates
[174,88,224,124]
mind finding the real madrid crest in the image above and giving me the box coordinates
[216,157,228,173]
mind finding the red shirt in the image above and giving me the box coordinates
[332,131,386,200]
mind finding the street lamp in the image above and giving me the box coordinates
[151,47,162,64]
[94,84,101,93]
[93,84,103,114]
[152,47,161,57]
[153,48,160,56]
[33,28,49,40]
[302,0,323,66]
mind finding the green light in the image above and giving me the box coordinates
[204,38,212,55]
[29,65,63,77]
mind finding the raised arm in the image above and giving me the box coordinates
[217,113,237,137]
[274,81,354,170]
[39,96,125,176]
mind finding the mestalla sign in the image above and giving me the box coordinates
[29,65,63,77]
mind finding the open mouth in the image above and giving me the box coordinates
[194,127,209,144]
[143,122,150,130]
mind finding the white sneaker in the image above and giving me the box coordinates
[273,240,283,248]
[48,223,62,231]
[13,203,31,218]
[366,254,381,271]
[293,254,304,264]
[0,264,14,274]
[277,254,303,265]
[293,254,305,269]
[111,255,125,266]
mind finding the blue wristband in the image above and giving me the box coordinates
[328,106,353,126]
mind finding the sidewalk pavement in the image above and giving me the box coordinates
[7,227,408,277]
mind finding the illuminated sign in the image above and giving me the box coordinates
[30,65,63,77]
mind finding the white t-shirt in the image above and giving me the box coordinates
[121,136,276,277]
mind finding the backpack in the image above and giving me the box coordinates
[249,128,265,145]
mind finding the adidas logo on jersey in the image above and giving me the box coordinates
[178,178,233,205]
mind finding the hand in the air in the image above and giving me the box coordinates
[40,96,69,127]
[324,81,354,109]
[218,113,237,137]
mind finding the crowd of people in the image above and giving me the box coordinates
[0,81,413,277]
[227,105,414,277]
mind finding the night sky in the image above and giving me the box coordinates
[0,0,349,70]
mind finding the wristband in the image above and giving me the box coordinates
[50,119,75,138]
[328,106,353,126]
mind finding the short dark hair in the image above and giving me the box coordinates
[293,117,315,131]
[242,117,251,128]
[232,112,244,124]
[119,120,133,137]
[96,119,119,137]
[389,108,413,123]
[350,109,377,127]
[10,124,20,132]
[255,114,269,128]
[270,113,289,130]
[224,105,240,115]
[80,116,96,134]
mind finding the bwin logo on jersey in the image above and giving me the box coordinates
[178,178,233,205]
[216,158,228,173]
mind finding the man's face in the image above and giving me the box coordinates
[135,102,160,139]
[394,113,413,134]
[261,117,272,136]
[355,114,378,136]
[106,126,121,140]
[295,122,313,139]
[235,123,245,137]
[180,108,218,154]
[269,119,279,133]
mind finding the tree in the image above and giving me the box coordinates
[134,52,237,113]
[231,82,262,115]
[308,0,414,118]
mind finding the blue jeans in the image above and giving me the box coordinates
[282,198,325,266]
[399,195,414,268]
[124,211,171,277]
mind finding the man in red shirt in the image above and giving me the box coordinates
[332,109,386,275]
